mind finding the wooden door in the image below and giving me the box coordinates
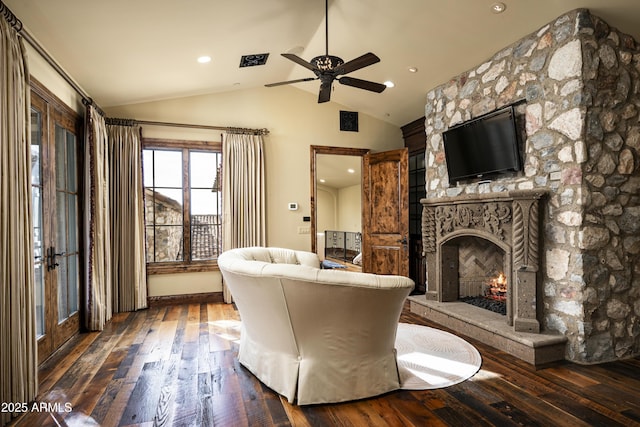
[362,148,409,276]
[31,88,82,364]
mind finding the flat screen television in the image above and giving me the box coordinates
[443,106,522,183]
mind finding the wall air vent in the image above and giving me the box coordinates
[239,53,270,67]
[340,111,359,132]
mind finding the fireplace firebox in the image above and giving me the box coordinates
[456,236,509,315]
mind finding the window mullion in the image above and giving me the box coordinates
[183,148,191,263]
[151,150,157,263]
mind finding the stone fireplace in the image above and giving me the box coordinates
[421,190,545,333]
[409,8,640,365]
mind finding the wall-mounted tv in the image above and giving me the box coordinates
[443,105,522,183]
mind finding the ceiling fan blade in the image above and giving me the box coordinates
[338,76,387,93]
[281,53,318,72]
[336,52,380,75]
[265,77,316,87]
[318,80,333,103]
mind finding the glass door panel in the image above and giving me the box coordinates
[55,125,79,322]
[31,108,45,339]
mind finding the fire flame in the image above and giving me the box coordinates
[486,272,507,301]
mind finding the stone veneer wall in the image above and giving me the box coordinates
[423,9,640,363]
[144,189,183,262]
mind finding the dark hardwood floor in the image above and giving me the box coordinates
[10,301,640,427]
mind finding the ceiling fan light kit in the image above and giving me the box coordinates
[265,0,386,103]
[312,55,343,71]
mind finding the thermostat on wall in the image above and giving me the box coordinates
[288,202,298,211]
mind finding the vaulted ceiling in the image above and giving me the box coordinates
[5,0,640,126]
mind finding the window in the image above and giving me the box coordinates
[143,139,222,273]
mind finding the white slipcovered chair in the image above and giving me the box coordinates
[217,246,414,405]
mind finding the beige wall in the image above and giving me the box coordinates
[24,31,405,298]
[26,44,85,114]
[317,185,337,234]
[337,184,361,232]
[316,186,337,259]
[105,85,404,295]
[146,271,222,297]
[105,86,402,250]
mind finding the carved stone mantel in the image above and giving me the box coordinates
[421,190,546,333]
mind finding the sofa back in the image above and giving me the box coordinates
[218,246,415,404]
[220,246,320,268]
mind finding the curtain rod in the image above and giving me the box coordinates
[136,119,269,135]
[82,98,106,117]
[83,96,269,135]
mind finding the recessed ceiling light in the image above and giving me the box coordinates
[408,67,418,73]
[319,178,326,183]
[197,56,212,63]
[491,2,506,13]
[384,81,395,88]
[347,168,355,174]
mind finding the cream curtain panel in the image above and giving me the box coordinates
[85,105,113,331]
[221,132,266,303]
[106,124,147,313]
[0,14,38,426]
[85,113,149,330]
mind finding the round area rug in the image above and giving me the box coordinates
[395,322,482,390]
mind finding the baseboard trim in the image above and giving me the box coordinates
[147,292,224,307]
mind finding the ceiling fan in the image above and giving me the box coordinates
[265,0,386,103]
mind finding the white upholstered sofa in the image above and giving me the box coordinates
[217,247,415,405]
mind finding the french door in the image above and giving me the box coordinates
[31,87,82,364]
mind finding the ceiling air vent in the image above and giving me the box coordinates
[239,53,269,68]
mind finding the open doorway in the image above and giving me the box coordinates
[310,146,368,270]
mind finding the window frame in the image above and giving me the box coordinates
[143,138,222,275]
